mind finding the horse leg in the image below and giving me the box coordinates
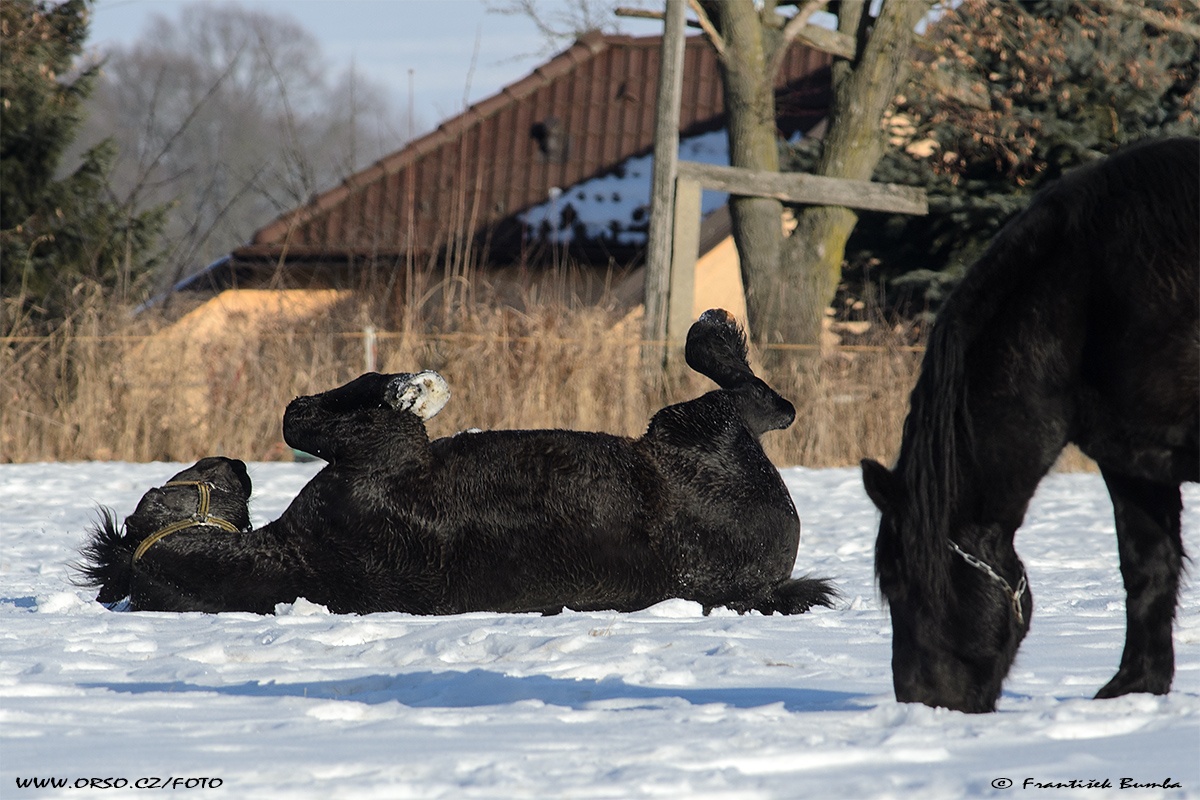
[283,371,448,463]
[384,370,450,421]
[1095,467,1185,699]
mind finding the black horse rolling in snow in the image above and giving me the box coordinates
[862,137,1199,713]
[80,309,834,616]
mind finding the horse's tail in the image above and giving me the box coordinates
[685,308,796,436]
[73,509,137,605]
[767,575,839,615]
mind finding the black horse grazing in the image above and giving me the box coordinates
[79,309,834,617]
[862,136,1199,713]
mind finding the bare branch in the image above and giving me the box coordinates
[778,0,829,48]
[768,0,832,78]
[257,30,316,200]
[493,0,624,52]
[1094,0,1200,39]
[687,0,727,59]
[123,49,246,211]
[923,69,990,110]
[163,163,269,285]
[614,4,728,60]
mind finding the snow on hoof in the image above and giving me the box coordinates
[385,371,450,420]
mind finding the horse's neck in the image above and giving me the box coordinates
[902,328,1067,546]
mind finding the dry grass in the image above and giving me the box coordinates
[1,290,1095,471]
[758,344,924,468]
[3,294,656,463]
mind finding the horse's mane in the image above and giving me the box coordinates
[886,136,1200,600]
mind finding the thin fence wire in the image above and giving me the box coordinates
[1,331,926,353]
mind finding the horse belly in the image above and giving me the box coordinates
[439,501,669,613]
[428,432,673,612]
[1075,310,1199,482]
[653,446,801,599]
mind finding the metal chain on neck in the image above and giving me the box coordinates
[947,540,1028,626]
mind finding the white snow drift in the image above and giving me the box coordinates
[2,462,1197,798]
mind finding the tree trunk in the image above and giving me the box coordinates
[775,0,934,347]
[706,0,932,352]
[706,1,784,338]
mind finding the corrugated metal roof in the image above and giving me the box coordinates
[229,31,831,271]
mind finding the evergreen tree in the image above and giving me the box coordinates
[1,0,164,328]
[787,0,1199,317]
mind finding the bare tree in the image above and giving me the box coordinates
[485,0,636,52]
[495,0,931,353]
[694,0,934,352]
[78,4,412,289]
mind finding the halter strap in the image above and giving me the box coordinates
[132,480,242,563]
[947,541,1029,627]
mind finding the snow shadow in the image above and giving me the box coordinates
[85,669,872,713]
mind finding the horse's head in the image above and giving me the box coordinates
[124,456,253,545]
[862,458,1032,713]
[77,457,253,607]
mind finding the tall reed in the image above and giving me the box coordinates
[1,292,919,466]
[2,288,1091,470]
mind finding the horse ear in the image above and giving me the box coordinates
[227,458,252,499]
[861,459,897,514]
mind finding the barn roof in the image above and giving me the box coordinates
[185,31,831,291]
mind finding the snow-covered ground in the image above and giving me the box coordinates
[2,461,1197,799]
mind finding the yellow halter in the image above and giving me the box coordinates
[132,480,243,563]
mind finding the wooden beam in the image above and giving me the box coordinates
[676,161,928,215]
[615,6,856,60]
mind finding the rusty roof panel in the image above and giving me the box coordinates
[238,32,831,266]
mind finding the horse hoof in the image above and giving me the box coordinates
[1095,670,1172,700]
[386,371,450,420]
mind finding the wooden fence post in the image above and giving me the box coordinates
[643,0,686,375]
[667,176,702,346]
